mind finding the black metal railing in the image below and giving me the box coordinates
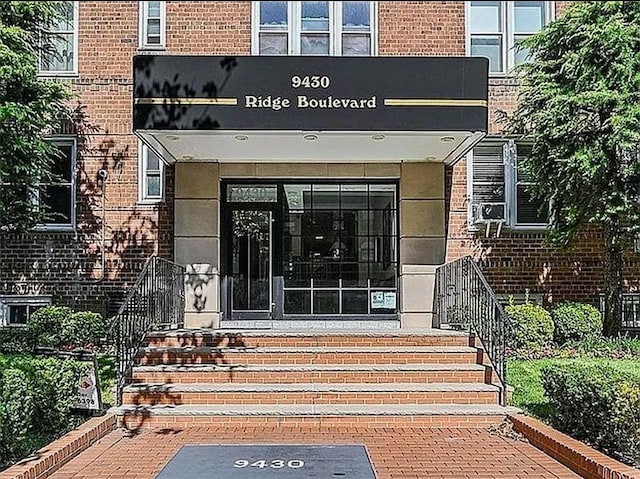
[434,256,509,405]
[108,256,185,405]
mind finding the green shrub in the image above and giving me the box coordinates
[612,381,640,465]
[25,306,106,349]
[506,301,554,350]
[552,302,602,344]
[542,362,640,466]
[62,311,106,348]
[28,306,71,348]
[0,327,33,354]
[0,355,88,469]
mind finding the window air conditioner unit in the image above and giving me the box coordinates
[471,202,507,223]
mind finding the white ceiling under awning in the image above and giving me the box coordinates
[137,130,485,165]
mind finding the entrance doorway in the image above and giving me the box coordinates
[221,181,398,322]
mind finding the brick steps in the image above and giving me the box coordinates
[122,382,500,406]
[117,328,507,429]
[136,346,482,365]
[144,329,472,348]
[116,404,517,429]
[131,363,488,384]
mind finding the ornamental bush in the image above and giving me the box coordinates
[0,355,88,469]
[24,306,106,350]
[552,302,602,344]
[542,362,640,466]
[505,302,554,350]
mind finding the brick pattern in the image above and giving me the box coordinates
[510,414,640,479]
[3,1,632,313]
[0,414,116,479]
[47,425,581,478]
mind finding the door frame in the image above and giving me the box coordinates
[220,183,282,321]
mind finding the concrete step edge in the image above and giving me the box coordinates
[138,346,479,354]
[132,363,487,373]
[112,404,520,416]
[145,328,469,339]
[122,382,500,393]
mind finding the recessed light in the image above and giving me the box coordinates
[165,135,180,141]
[440,136,455,143]
[181,155,194,160]
[372,134,385,141]
[234,135,248,141]
[303,134,318,141]
[425,156,436,161]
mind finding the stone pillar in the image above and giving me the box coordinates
[174,162,220,329]
[399,162,445,328]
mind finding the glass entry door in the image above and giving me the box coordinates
[231,209,272,318]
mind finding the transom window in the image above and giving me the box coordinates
[253,1,376,56]
[139,1,166,49]
[39,1,78,75]
[467,1,552,74]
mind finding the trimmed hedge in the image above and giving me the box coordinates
[552,302,602,344]
[542,362,640,466]
[506,302,554,350]
[0,355,88,469]
[0,306,106,354]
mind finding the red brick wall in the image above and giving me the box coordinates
[3,1,635,315]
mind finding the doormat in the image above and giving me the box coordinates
[156,444,377,478]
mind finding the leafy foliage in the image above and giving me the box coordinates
[542,362,640,466]
[551,301,603,344]
[0,355,88,468]
[504,2,640,335]
[505,301,554,350]
[0,1,71,230]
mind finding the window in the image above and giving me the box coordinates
[138,143,165,203]
[0,297,52,327]
[39,1,78,75]
[467,1,552,74]
[139,1,166,49]
[468,140,547,229]
[35,139,76,229]
[252,2,376,56]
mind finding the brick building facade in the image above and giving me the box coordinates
[1,1,638,328]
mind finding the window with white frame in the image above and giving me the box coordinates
[139,1,166,49]
[36,138,76,229]
[138,143,165,203]
[467,1,552,74]
[469,140,547,229]
[39,1,78,75]
[253,1,375,56]
[0,296,52,327]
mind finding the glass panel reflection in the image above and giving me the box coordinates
[232,210,271,311]
[314,291,339,314]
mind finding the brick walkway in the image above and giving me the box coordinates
[49,425,580,479]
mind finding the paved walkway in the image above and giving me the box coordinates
[48,424,580,479]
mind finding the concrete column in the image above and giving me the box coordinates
[174,162,220,328]
[399,162,445,328]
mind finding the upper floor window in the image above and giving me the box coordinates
[467,1,552,74]
[468,140,547,230]
[35,138,76,229]
[39,1,78,75]
[139,1,166,49]
[138,143,165,203]
[253,1,375,56]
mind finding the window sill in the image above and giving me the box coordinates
[137,199,164,207]
[37,72,79,79]
[32,225,76,233]
[137,46,166,52]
